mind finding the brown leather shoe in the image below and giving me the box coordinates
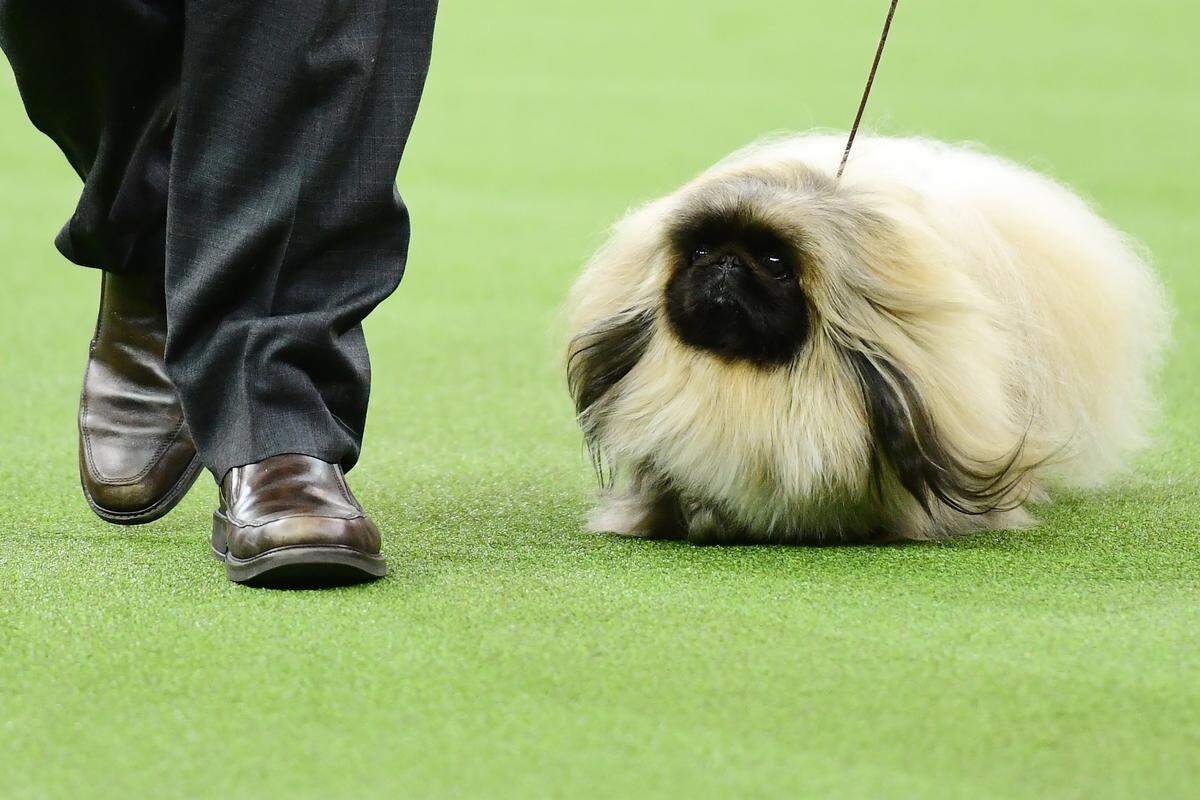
[210,454,387,586]
[79,271,202,524]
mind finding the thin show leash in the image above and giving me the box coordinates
[836,0,902,181]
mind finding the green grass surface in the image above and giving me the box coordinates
[1,1,1198,797]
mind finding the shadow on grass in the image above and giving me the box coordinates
[7,468,1188,593]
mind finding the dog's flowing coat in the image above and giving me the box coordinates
[567,135,1169,542]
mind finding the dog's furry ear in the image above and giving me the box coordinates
[567,308,655,416]
[849,351,1028,516]
[567,308,655,476]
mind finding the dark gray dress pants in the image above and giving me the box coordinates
[0,0,438,478]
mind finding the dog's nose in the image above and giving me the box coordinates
[715,252,744,273]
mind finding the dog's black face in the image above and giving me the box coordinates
[665,208,810,366]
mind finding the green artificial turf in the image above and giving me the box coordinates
[1,1,1197,797]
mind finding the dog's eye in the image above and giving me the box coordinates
[764,254,790,278]
[691,246,712,262]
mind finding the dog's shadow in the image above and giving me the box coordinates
[16,472,1175,592]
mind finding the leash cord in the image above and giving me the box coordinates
[836,0,901,181]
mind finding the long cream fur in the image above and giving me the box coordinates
[567,134,1169,542]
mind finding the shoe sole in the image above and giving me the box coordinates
[82,453,205,526]
[211,511,387,588]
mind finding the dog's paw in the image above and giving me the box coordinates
[587,504,654,538]
[681,500,745,544]
[586,490,686,539]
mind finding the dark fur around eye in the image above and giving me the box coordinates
[849,351,1032,517]
[567,308,655,481]
[664,207,810,366]
[671,213,799,279]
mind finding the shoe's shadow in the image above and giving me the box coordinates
[237,562,384,591]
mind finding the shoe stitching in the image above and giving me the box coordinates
[82,452,203,520]
[332,466,360,510]
[229,511,366,529]
[82,410,191,485]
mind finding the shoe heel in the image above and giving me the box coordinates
[210,510,230,561]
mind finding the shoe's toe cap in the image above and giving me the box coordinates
[79,437,201,522]
[225,514,382,561]
[84,479,167,516]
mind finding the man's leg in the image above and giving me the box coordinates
[0,0,179,273]
[167,0,438,480]
[169,0,438,584]
[0,1,203,523]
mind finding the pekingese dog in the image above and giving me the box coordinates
[565,134,1169,543]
